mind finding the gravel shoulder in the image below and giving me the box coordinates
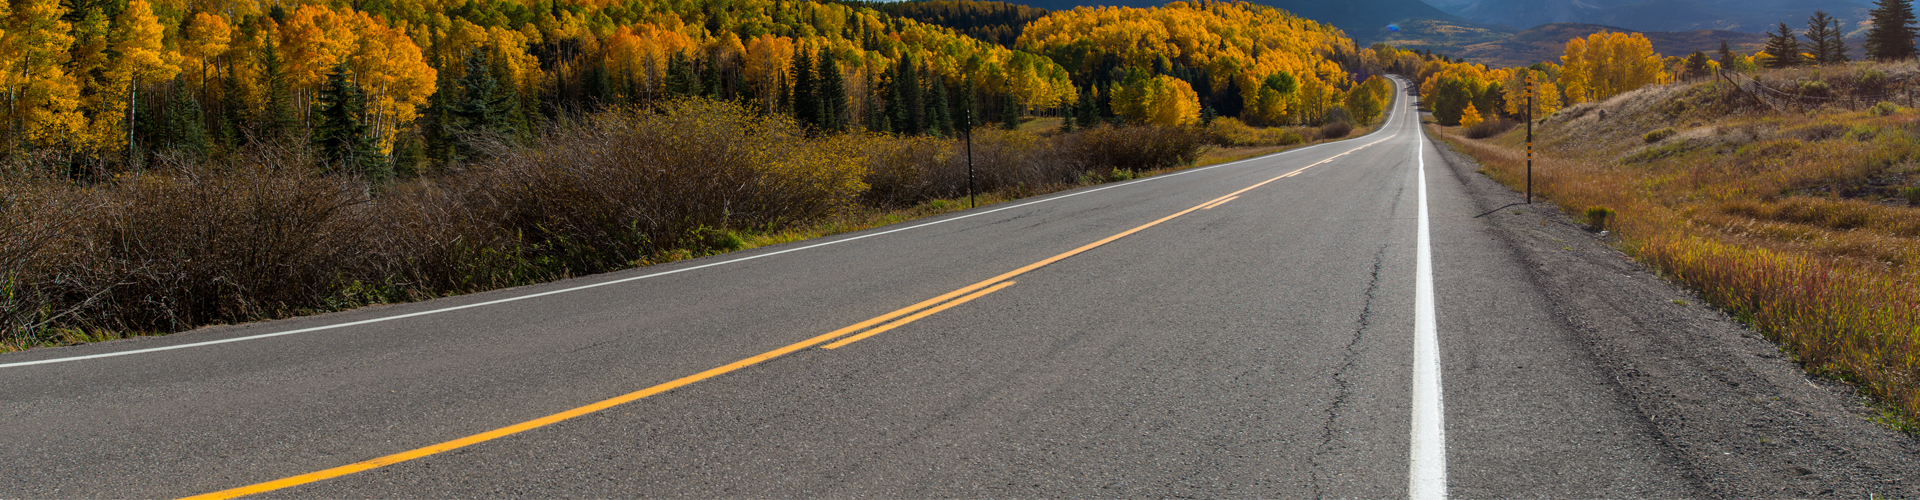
[1430,131,1920,498]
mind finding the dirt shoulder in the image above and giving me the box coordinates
[1430,132,1920,498]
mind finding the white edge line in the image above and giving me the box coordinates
[1408,83,1448,500]
[1,104,1407,370]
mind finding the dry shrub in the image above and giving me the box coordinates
[861,134,951,207]
[474,99,866,268]
[0,177,95,341]
[1465,118,1518,139]
[82,154,366,331]
[1320,120,1353,139]
[1204,117,1305,147]
[0,99,1215,349]
[1058,124,1209,173]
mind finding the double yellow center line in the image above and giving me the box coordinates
[183,135,1391,500]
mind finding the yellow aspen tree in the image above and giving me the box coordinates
[1143,75,1200,126]
[1459,102,1483,127]
[350,15,435,155]
[100,0,181,157]
[181,12,231,94]
[1559,36,1591,105]
[743,33,795,109]
[1344,75,1391,125]
[2,0,84,149]
[1502,69,1561,118]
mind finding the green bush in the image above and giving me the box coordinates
[1873,102,1902,116]
[1585,206,1615,232]
[1644,127,1677,143]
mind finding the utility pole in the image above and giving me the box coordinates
[966,108,974,208]
[1526,72,1534,204]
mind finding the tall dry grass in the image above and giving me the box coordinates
[0,98,1213,350]
[1437,63,1920,426]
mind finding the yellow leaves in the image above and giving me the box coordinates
[1345,75,1392,125]
[1502,69,1561,119]
[181,12,231,76]
[1146,76,1200,126]
[1558,31,1665,105]
[743,33,796,106]
[1020,0,1351,114]
[1460,102,1484,127]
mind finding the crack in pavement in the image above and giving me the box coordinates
[1308,243,1390,499]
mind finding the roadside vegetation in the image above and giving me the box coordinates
[1,0,1428,351]
[0,95,1376,352]
[1435,62,1920,429]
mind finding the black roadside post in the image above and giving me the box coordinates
[1526,72,1535,204]
[966,108,975,208]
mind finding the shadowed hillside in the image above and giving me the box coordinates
[1424,23,1772,68]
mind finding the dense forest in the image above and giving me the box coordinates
[845,0,1047,47]
[0,0,1415,182]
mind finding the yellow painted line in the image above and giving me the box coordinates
[823,280,1016,349]
[182,138,1391,500]
[1199,196,1240,210]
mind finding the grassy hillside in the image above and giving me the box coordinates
[1434,61,1920,428]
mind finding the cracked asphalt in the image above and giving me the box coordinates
[4,77,1914,498]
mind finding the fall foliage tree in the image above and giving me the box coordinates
[1459,102,1483,127]
[1558,32,1664,105]
[1344,75,1391,125]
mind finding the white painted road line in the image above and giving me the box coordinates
[1408,109,1448,500]
[0,125,1394,369]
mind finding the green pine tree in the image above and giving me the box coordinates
[894,55,922,135]
[1683,51,1712,79]
[312,63,386,182]
[791,47,818,129]
[1763,22,1808,68]
[216,70,245,150]
[927,75,951,137]
[160,81,208,158]
[999,94,1019,130]
[1807,12,1850,64]
[666,53,696,98]
[259,36,297,142]
[1076,85,1099,129]
[1866,0,1919,61]
[447,49,521,162]
[817,47,847,133]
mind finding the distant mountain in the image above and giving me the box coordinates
[1005,0,1508,45]
[1428,0,1872,34]
[1419,23,1770,68]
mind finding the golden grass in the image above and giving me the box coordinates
[1434,62,1920,427]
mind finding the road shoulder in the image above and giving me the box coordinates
[1429,132,1920,498]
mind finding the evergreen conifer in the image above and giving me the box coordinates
[1806,12,1849,64]
[1866,0,1919,61]
[791,47,818,129]
[818,48,848,133]
[312,63,386,182]
[1763,22,1808,68]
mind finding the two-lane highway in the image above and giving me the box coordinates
[5,77,1694,498]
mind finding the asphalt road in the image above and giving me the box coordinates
[5,77,1912,499]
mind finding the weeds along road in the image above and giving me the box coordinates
[7,76,1904,499]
